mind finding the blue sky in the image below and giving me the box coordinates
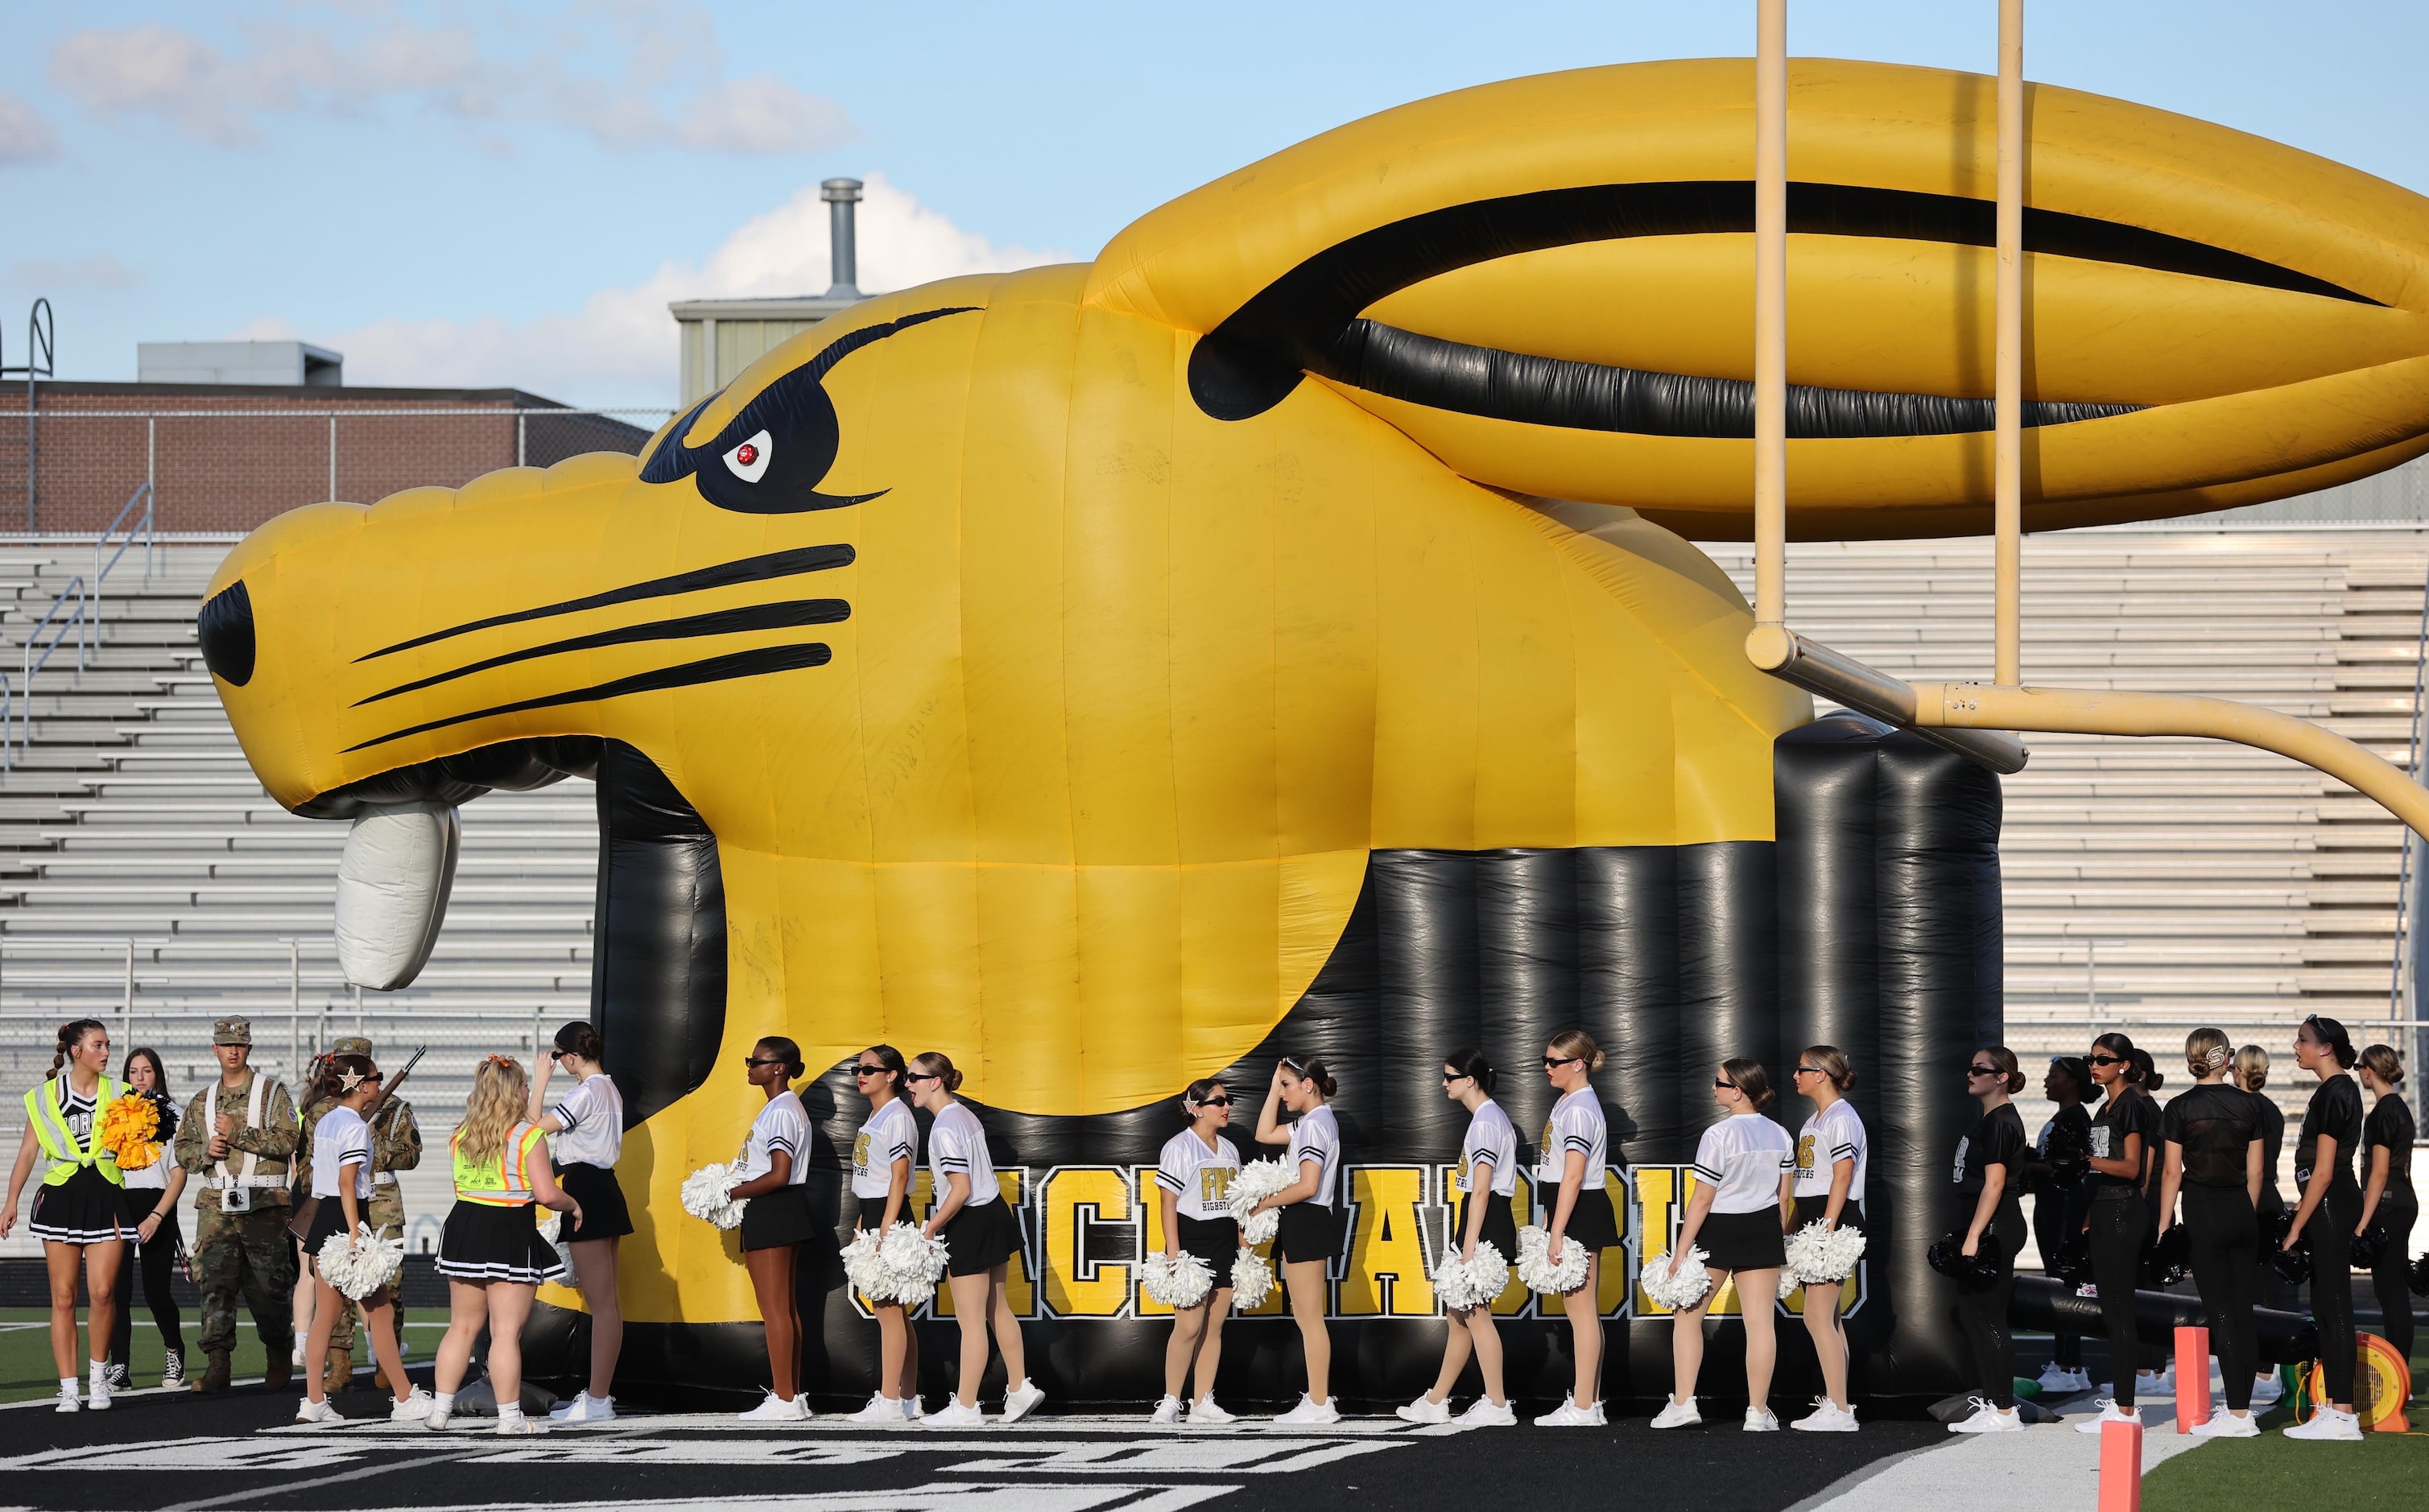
[9,1,2429,409]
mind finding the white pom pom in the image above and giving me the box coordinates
[1229,1248,1276,1310]
[535,1209,579,1288]
[1514,1225,1592,1295]
[1225,1159,1295,1246]
[841,1225,886,1295]
[1639,1246,1714,1312]
[316,1224,404,1301]
[1140,1250,1217,1309]
[1431,1241,1510,1312]
[872,1221,950,1307]
[680,1163,749,1230]
[1783,1221,1867,1287]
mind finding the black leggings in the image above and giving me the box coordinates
[2307,1182,2361,1405]
[2369,1193,2417,1366]
[2033,1190,2084,1367]
[2088,1195,2150,1404]
[2181,1186,2258,1412]
[2250,1187,2285,1316]
[1955,1204,2027,1409]
[107,1208,187,1365]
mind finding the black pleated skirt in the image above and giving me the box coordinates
[1175,1213,1242,1272]
[1554,1187,1621,1252]
[1456,1191,1519,1254]
[436,1200,567,1284]
[1701,1207,1788,1272]
[28,1167,127,1245]
[1274,1201,1348,1266]
[738,1184,819,1253]
[942,1198,1022,1276]
[556,1162,634,1241]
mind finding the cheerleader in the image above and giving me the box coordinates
[428,1056,581,1436]
[527,1023,630,1423]
[2153,1028,2262,1438]
[1948,1049,2030,1434]
[2357,1045,2415,1371]
[1250,1054,1345,1425]
[1535,1031,1621,1427]
[913,1051,1042,1427]
[1151,1078,1244,1425]
[841,1044,923,1423]
[294,1052,430,1425]
[2233,1043,2287,1407]
[2078,1031,2159,1429]
[1787,1045,1865,1431]
[1398,1048,1516,1427]
[2025,1056,2094,1394]
[2276,1015,2365,1439]
[1653,1058,1795,1432]
[0,1020,126,1413]
[725,1036,820,1423]
[106,1047,188,1390]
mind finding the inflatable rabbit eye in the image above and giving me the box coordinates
[641,305,977,514]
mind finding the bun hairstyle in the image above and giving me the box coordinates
[1279,1055,1338,1098]
[1547,1029,1605,1074]
[308,1052,379,1108]
[2092,1031,2136,1064]
[122,1046,169,1097]
[48,1018,106,1080]
[758,1035,808,1081]
[1183,1076,1225,1107]
[1721,1056,1777,1110]
[1978,1046,2027,1095]
[1443,1047,1497,1093]
[2133,1050,2164,1093]
[2185,1027,2233,1080]
[861,1043,911,1099]
[911,1051,965,1093]
[2304,1014,2360,1069]
[2233,1044,2270,1092]
[553,1021,606,1064]
[1801,1044,1855,1091]
[2360,1043,2406,1086]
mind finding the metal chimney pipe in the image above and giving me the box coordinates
[822,178,863,299]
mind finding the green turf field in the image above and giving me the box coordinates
[2143,1336,2429,1511]
[0,1307,451,1403]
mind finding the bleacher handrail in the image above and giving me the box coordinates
[6,482,159,774]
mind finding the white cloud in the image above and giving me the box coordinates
[6,255,139,289]
[0,89,63,163]
[299,174,1072,407]
[48,7,854,155]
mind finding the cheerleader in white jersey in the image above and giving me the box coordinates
[1399,1048,1518,1427]
[1251,1055,1345,1424]
[913,1052,1043,1427]
[1787,1045,1865,1431]
[729,1036,816,1422]
[1654,1058,1796,1431]
[841,1044,923,1423]
[1536,1030,1620,1427]
[528,1022,627,1422]
[1150,1078,1245,1424]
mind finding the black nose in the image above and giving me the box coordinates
[198,581,256,687]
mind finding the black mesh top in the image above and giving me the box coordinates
[2365,1093,2415,1197]
[2295,1074,2365,1188]
[2161,1084,2258,1188]
[2088,1088,2162,1192]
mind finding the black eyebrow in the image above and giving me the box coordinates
[354,544,854,662]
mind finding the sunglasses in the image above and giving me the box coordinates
[1442,1071,1470,1083]
[2087,1053,2124,1067]
[851,1064,888,1077]
[1965,1065,2002,1078]
[1194,1096,1233,1108]
[1792,1065,1823,1077]
[903,1071,940,1084]
[744,1056,788,1068]
[1713,1077,1739,1091]
[1544,1056,1580,1068]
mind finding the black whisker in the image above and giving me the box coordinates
[356,544,855,663]
[353,599,852,706]
[342,643,833,753]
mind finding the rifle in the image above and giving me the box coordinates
[371,1046,428,1129]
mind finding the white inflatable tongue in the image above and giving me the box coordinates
[333,804,461,990]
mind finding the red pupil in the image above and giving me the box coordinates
[735,444,758,465]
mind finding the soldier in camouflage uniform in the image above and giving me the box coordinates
[304,1035,422,1391]
[174,1017,297,1393]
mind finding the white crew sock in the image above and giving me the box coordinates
[432,1390,456,1413]
[498,1403,525,1424]
[60,1377,78,1394]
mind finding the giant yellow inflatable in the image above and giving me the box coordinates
[201,59,2429,1405]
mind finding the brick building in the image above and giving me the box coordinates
[0,383,661,535]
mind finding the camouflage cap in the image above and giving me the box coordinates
[212,1017,252,1047]
[330,1036,374,1058]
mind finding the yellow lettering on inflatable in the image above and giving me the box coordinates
[1337,1166,1432,1316]
[927,1169,1036,1320]
[1494,1171,1536,1316]
[1631,1165,1682,1316]
[1134,1167,1175,1318]
[1594,1171,1634,1319]
[1039,1167,1134,1319]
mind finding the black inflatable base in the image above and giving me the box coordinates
[2008,1276,2319,1365]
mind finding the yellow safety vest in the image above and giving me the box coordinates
[24,1076,126,1188]
[452,1122,545,1206]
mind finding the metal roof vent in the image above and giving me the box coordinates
[822,178,863,300]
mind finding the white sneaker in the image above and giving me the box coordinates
[1536,1394,1601,1427]
[2190,1411,2259,1439]
[85,1365,112,1412]
[845,1393,907,1424]
[1002,1378,1045,1424]
[2035,1363,2091,1394]
[494,1413,547,1436]
[425,1403,452,1431]
[1274,1394,1340,1426]
[1948,1398,2024,1434]
[2250,1374,2285,1406]
[737,1390,810,1423]
[1456,1397,1517,1427]
[1150,1394,1184,1425]
[1587,1398,1608,1425]
[1188,1395,1236,1425]
[1794,1398,1859,1432]
[54,1382,79,1414]
[1745,1407,1780,1432]
[925,1397,987,1427]
[2283,1407,2363,1441]
[390,1386,436,1423]
[2075,1399,2142,1434]
[547,1390,613,1423]
[902,1395,926,1423]
[1394,1393,1452,1424]
[1650,1397,1701,1430]
[295,1396,343,1427]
